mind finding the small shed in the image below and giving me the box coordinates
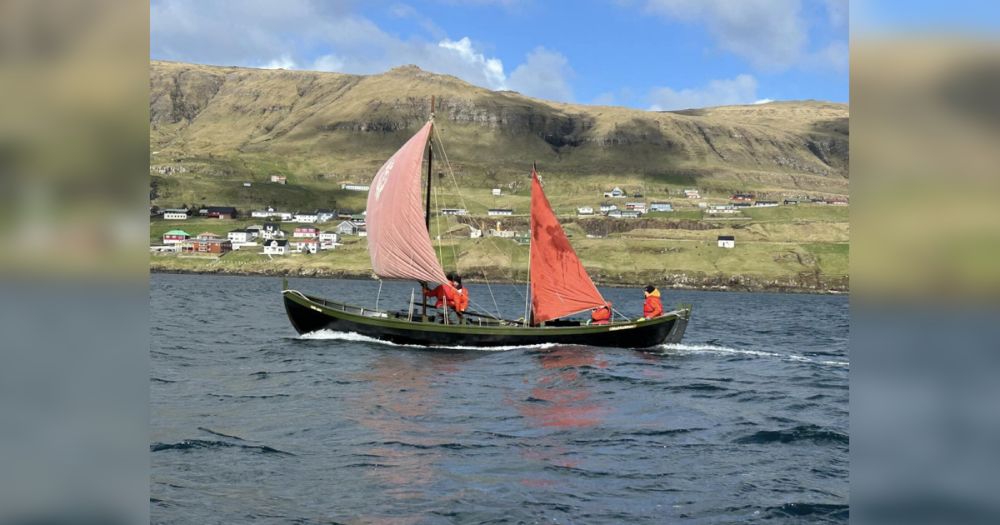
[717,235,735,249]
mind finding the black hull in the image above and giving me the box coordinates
[283,289,689,349]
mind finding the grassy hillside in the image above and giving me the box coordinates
[149,61,849,292]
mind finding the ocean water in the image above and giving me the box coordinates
[151,273,849,524]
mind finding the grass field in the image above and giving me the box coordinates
[151,204,849,292]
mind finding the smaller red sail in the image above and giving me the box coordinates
[529,169,607,323]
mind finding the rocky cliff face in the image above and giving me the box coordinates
[150,61,848,191]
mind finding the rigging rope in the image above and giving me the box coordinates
[431,125,521,319]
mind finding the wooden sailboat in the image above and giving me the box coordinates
[282,104,690,348]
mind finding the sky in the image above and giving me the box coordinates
[150,0,849,110]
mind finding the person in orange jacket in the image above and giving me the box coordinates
[590,303,612,325]
[423,273,458,310]
[452,275,469,323]
[641,285,663,320]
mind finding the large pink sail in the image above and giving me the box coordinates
[366,121,449,284]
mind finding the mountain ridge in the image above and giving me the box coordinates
[150,60,848,199]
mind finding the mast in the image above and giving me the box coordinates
[524,161,535,326]
[425,95,434,231]
[422,96,435,320]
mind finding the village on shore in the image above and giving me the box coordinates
[150,179,848,258]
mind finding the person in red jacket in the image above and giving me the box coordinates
[642,285,663,320]
[452,275,469,323]
[590,303,612,325]
[423,273,458,310]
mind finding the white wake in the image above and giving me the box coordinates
[299,330,559,352]
[658,343,849,367]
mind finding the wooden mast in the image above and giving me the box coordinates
[421,96,435,321]
[524,161,535,326]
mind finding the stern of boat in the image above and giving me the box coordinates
[662,305,691,345]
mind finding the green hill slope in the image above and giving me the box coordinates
[149,60,849,293]
[150,60,847,209]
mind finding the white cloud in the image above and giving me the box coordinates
[753,98,774,104]
[311,54,345,72]
[261,55,296,70]
[644,0,806,71]
[437,37,507,88]
[507,47,575,102]
[648,74,759,110]
[150,0,579,102]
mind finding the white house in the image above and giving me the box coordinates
[293,238,319,254]
[650,202,673,212]
[487,208,513,216]
[270,175,287,184]
[227,229,252,244]
[341,183,370,192]
[469,228,483,239]
[603,186,625,198]
[577,206,594,215]
[491,188,502,197]
[335,220,362,235]
[753,201,780,207]
[717,235,735,248]
[163,209,189,220]
[293,226,319,238]
[706,205,739,215]
[318,232,340,250]
[315,209,337,223]
[599,203,618,213]
[293,212,318,223]
[441,208,468,216]
[251,208,293,221]
[625,202,647,213]
[608,210,641,219]
[261,223,285,240]
[263,239,288,255]
[684,189,701,199]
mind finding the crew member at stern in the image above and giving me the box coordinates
[641,285,663,320]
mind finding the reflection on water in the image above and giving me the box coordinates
[515,346,610,485]
[348,351,469,523]
[519,347,609,429]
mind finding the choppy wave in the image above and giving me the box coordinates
[765,502,849,520]
[733,424,849,446]
[299,329,559,352]
[658,343,849,367]
[150,439,295,456]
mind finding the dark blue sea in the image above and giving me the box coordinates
[151,273,849,524]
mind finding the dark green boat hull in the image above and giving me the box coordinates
[283,289,689,349]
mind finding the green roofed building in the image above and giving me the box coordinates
[162,230,190,244]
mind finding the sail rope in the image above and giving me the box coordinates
[431,125,518,319]
[432,166,444,264]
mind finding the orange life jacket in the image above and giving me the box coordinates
[643,289,663,318]
[424,284,457,309]
[454,287,469,312]
[591,304,611,324]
